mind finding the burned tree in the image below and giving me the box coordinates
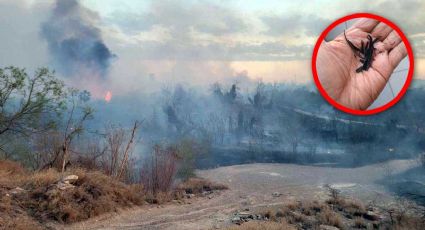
[249,82,266,110]
[164,105,181,132]
[225,84,238,103]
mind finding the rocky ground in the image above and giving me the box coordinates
[65,159,420,230]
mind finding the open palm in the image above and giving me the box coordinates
[317,19,407,110]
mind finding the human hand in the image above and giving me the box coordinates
[316,18,407,110]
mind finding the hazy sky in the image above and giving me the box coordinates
[0,0,424,98]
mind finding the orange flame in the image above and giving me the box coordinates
[104,91,112,102]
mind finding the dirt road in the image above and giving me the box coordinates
[65,159,417,230]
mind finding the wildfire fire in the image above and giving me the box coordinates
[104,91,112,102]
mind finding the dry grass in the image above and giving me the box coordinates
[0,160,26,175]
[0,160,27,190]
[317,206,343,228]
[0,213,43,230]
[26,168,61,188]
[0,160,144,228]
[23,168,144,223]
[0,161,44,229]
[389,210,425,230]
[327,196,366,218]
[255,200,344,229]
[244,196,425,230]
[145,191,175,204]
[176,177,228,194]
[143,177,228,204]
[1,160,227,228]
[242,197,424,230]
[354,217,367,228]
[226,220,295,230]
[296,201,325,216]
[134,176,228,208]
[242,197,410,229]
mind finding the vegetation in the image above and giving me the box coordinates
[1,65,425,229]
[228,200,424,229]
[0,67,226,228]
[176,177,228,194]
[0,158,227,228]
[0,67,64,138]
[226,221,295,230]
[0,160,142,228]
[126,78,425,169]
[230,195,425,230]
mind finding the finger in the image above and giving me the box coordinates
[374,41,387,54]
[372,49,392,80]
[383,30,402,51]
[389,42,407,69]
[350,18,380,33]
[370,22,393,41]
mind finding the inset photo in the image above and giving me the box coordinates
[312,13,414,115]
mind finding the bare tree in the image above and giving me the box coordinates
[31,130,62,169]
[104,121,140,180]
[73,138,107,170]
[107,126,124,176]
[206,113,226,144]
[141,144,179,195]
[39,89,93,171]
[60,90,93,173]
[281,114,302,154]
[248,81,266,110]
[117,121,139,179]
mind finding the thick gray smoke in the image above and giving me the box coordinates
[41,0,115,77]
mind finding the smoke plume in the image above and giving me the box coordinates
[41,0,115,78]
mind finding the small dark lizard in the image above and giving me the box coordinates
[344,30,379,73]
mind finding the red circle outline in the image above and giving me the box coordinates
[311,13,414,115]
